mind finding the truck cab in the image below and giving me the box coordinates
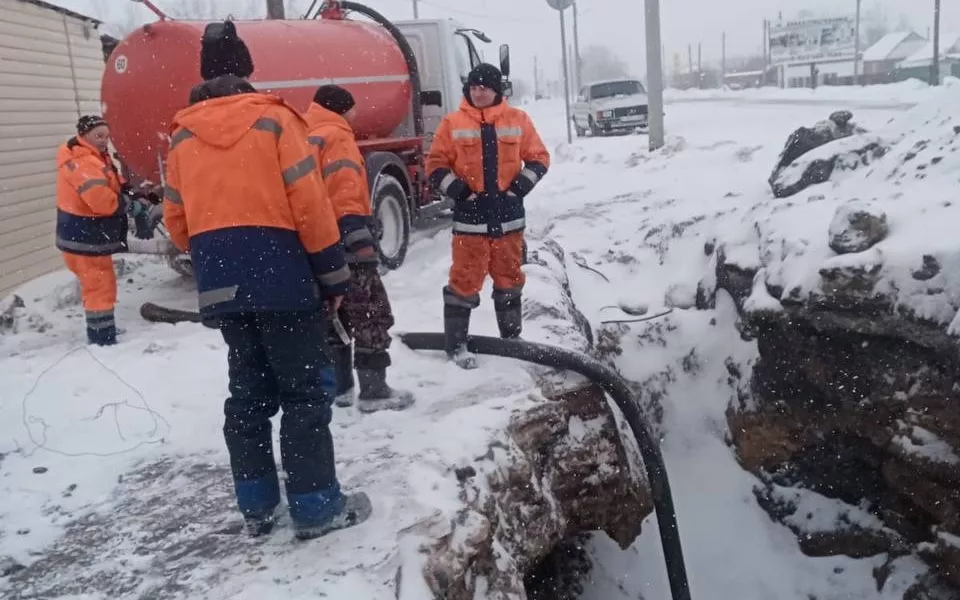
[393,19,500,145]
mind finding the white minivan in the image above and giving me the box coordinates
[573,78,649,136]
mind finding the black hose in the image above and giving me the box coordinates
[399,332,692,600]
[314,2,425,139]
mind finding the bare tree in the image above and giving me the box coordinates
[579,45,630,84]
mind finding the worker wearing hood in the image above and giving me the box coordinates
[303,85,414,414]
[425,64,551,368]
[161,21,371,542]
[55,115,128,346]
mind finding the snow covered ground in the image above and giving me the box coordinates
[2,81,954,598]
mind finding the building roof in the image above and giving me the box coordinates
[15,0,100,24]
[862,32,925,62]
[900,33,960,67]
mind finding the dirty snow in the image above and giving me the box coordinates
[4,79,958,598]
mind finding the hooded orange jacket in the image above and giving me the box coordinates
[163,91,350,317]
[303,103,376,260]
[55,137,128,256]
[426,98,549,237]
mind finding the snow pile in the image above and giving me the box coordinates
[716,82,960,328]
[665,77,951,107]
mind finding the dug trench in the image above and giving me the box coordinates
[711,246,960,599]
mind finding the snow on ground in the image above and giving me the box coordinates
[1,83,952,598]
[664,77,953,108]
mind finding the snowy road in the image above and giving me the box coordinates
[0,85,942,599]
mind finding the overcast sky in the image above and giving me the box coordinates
[47,0,959,83]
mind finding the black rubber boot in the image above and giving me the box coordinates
[444,304,477,369]
[356,367,415,413]
[331,344,355,407]
[495,296,523,339]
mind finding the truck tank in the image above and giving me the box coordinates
[101,19,412,184]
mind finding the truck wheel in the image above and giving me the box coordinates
[371,173,410,270]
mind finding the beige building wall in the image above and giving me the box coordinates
[0,0,103,299]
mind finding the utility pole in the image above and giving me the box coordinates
[572,0,582,91]
[559,8,572,143]
[932,0,941,85]
[534,55,540,99]
[412,0,419,18]
[721,32,726,89]
[687,44,693,75]
[265,0,284,19]
[853,0,862,85]
[645,0,665,151]
[697,43,702,89]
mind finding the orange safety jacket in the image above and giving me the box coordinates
[303,103,376,262]
[55,137,128,256]
[426,98,550,237]
[163,90,350,318]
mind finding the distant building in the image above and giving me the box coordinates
[769,15,863,88]
[861,32,927,84]
[896,33,960,83]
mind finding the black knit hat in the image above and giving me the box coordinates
[466,63,503,95]
[77,115,107,135]
[313,85,355,115]
[200,20,254,80]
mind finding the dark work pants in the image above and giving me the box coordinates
[328,263,396,370]
[219,309,344,528]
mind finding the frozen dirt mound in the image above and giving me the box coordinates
[708,82,960,595]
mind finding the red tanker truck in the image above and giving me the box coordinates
[101,0,513,273]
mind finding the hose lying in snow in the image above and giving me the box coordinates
[399,332,692,600]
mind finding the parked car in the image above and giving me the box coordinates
[573,78,649,136]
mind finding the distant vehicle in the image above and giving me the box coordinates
[572,78,649,137]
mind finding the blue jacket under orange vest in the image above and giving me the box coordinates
[163,91,350,318]
[55,137,128,256]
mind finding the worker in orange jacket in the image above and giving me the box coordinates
[304,85,414,413]
[55,115,128,346]
[162,20,371,541]
[425,64,550,368]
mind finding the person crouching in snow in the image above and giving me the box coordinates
[55,115,130,346]
[161,20,371,540]
[425,64,550,369]
[304,84,414,413]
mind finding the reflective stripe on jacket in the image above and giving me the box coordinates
[163,91,349,318]
[425,98,550,237]
[303,103,376,262]
[55,137,127,256]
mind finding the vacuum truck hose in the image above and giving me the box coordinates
[314,2,425,139]
[399,332,692,600]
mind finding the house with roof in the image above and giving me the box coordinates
[861,31,926,83]
[897,32,960,83]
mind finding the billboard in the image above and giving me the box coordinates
[769,17,858,65]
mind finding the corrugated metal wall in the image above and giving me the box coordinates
[0,0,103,298]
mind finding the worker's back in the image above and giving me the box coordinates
[162,76,348,318]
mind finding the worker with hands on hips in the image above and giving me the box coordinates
[162,20,371,541]
[425,63,551,369]
[304,84,415,413]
